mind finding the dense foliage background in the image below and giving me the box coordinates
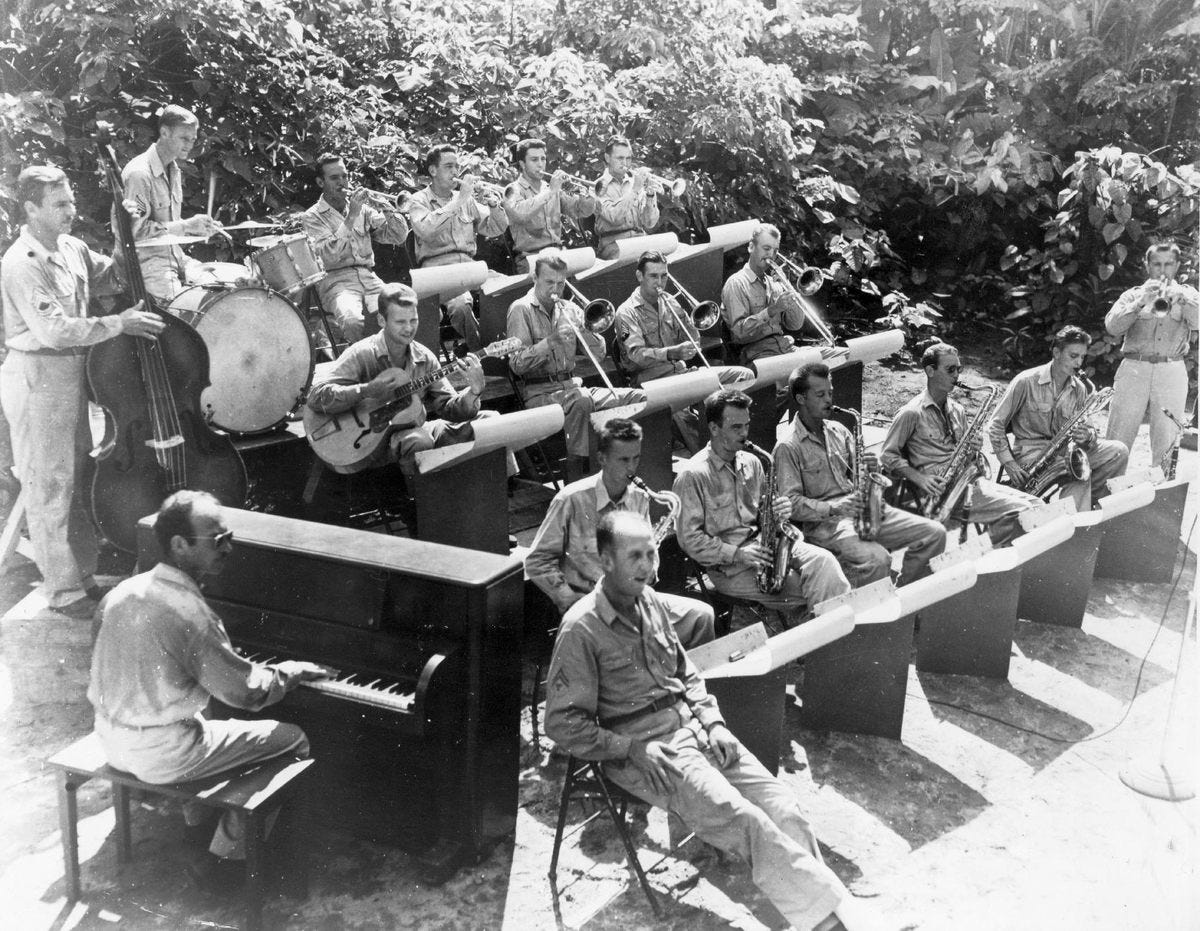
[2,0,1197,379]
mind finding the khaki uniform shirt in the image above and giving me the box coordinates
[720,264,798,361]
[774,415,855,529]
[503,174,595,256]
[614,288,698,385]
[88,563,295,727]
[300,195,409,273]
[117,144,203,296]
[594,170,659,258]
[544,582,724,760]
[881,390,968,477]
[407,185,507,266]
[987,362,1089,465]
[1104,282,1199,358]
[1,228,124,352]
[672,444,762,568]
[525,474,651,612]
[306,331,479,426]
[506,287,605,380]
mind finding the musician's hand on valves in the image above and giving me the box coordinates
[908,470,945,497]
[629,739,682,795]
[1001,460,1029,485]
[733,542,771,570]
[706,724,740,769]
[830,492,863,518]
[1070,422,1095,445]
[457,174,477,201]
[862,451,882,474]
[771,494,792,524]
[549,170,568,193]
[346,186,370,220]
[276,660,338,683]
[631,166,651,192]
[118,300,166,339]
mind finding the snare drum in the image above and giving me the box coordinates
[166,286,314,434]
[250,233,325,296]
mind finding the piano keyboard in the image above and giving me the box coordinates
[242,653,416,713]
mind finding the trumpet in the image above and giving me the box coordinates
[764,257,836,345]
[357,188,413,214]
[1152,277,1174,315]
[643,170,687,198]
[537,169,601,196]
[553,283,620,400]
[453,175,508,200]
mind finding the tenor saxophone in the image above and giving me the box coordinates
[921,383,1001,523]
[832,406,892,541]
[742,440,803,594]
[1019,385,1114,497]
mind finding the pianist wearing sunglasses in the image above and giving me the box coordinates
[87,490,335,889]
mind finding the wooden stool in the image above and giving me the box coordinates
[48,733,314,931]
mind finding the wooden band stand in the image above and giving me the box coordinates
[1095,469,1191,583]
[1018,483,1154,628]
[413,405,563,553]
[411,260,491,350]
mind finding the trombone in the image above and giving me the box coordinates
[765,256,837,346]
[657,275,721,368]
[553,282,621,401]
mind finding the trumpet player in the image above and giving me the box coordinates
[988,326,1128,511]
[775,362,945,589]
[408,144,509,349]
[594,136,661,260]
[673,389,849,628]
[506,250,645,481]
[1104,242,1199,471]
[614,251,705,452]
[301,152,410,345]
[882,343,1038,545]
[525,417,713,647]
[504,138,596,274]
[721,224,808,364]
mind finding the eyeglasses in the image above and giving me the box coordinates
[190,529,234,547]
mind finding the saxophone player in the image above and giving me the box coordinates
[774,362,946,588]
[882,343,1038,545]
[525,418,713,648]
[988,326,1128,511]
[673,389,850,627]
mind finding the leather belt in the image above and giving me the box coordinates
[1122,351,1185,363]
[600,694,683,729]
[96,711,186,732]
[522,374,573,386]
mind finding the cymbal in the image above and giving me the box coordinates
[135,233,206,247]
[222,220,282,230]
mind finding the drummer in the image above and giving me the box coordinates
[301,152,410,346]
[118,104,222,303]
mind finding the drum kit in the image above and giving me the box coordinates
[136,221,326,436]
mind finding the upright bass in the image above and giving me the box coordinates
[88,124,247,552]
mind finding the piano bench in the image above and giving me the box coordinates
[48,732,314,931]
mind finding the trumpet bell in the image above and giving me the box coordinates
[669,178,687,197]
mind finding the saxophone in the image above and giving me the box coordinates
[921,383,1001,523]
[742,440,803,594]
[629,476,681,545]
[1018,385,1114,497]
[1159,407,1187,480]
[832,406,891,541]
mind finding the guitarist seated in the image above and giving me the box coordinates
[306,282,499,480]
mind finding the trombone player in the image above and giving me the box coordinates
[614,250,707,452]
[408,143,509,350]
[507,250,645,481]
[503,138,596,275]
[594,136,661,260]
[721,223,808,364]
[301,151,410,346]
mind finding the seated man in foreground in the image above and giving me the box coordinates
[88,491,331,881]
[545,510,874,931]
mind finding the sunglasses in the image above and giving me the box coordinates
[190,529,234,547]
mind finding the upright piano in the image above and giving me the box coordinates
[136,508,525,880]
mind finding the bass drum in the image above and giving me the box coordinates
[166,285,314,434]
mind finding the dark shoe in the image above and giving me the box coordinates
[182,811,221,849]
[53,596,98,620]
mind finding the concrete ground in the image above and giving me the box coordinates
[1,356,1197,930]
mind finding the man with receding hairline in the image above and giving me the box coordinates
[721,223,808,364]
[545,509,877,931]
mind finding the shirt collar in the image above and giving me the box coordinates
[593,580,647,628]
[516,174,541,195]
[628,287,657,312]
[316,194,344,216]
[17,227,58,264]
[703,443,747,476]
[1035,363,1054,385]
[919,389,944,410]
[146,144,169,179]
[591,473,628,512]
[152,561,204,597]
